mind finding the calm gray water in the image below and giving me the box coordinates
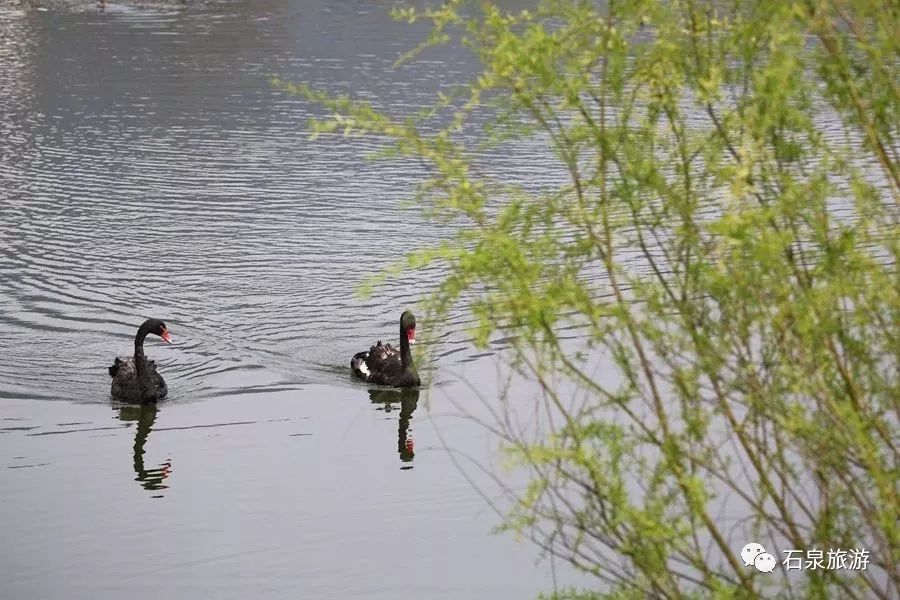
[0,2,571,597]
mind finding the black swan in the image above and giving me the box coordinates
[109,318,172,403]
[351,311,420,387]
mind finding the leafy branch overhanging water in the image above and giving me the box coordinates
[276,0,899,597]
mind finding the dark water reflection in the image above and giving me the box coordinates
[116,403,172,496]
[369,388,418,466]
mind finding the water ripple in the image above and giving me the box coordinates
[0,1,516,405]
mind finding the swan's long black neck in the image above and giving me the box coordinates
[399,324,413,370]
[134,322,152,366]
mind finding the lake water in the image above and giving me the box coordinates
[0,1,573,597]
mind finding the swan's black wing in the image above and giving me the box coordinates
[364,343,410,385]
[109,356,124,378]
[351,340,403,382]
[110,357,167,403]
[110,356,135,379]
[366,341,401,373]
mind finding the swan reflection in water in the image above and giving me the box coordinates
[115,403,172,496]
[368,388,419,466]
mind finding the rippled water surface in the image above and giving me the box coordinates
[0,2,568,597]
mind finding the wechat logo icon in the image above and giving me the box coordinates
[741,542,776,573]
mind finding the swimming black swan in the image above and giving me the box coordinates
[109,318,172,403]
[351,311,420,387]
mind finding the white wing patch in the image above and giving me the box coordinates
[358,361,370,376]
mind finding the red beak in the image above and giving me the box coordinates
[161,329,173,344]
[407,327,416,344]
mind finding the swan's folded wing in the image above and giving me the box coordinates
[109,356,123,378]
[365,341,401,374]
[379,358,406,379]
[110,356,137,379]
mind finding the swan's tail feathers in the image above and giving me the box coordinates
[351,351,370,380]
[108,357,122,378]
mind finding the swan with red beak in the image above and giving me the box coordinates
[109,318,172,403]
[351,311,420,388]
